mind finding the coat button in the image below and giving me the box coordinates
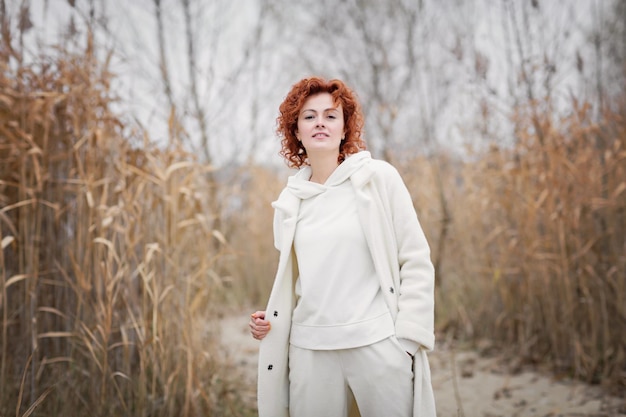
[273,311,278,317]
[389,287,395,294]
[268,364,273,370]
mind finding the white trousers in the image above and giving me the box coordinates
[288,337,414,417]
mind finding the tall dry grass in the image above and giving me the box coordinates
[0,38,250,416]
[409,99,625,392]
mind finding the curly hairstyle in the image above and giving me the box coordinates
[277,77,366,168]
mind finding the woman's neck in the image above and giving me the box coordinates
[308,154,340,184]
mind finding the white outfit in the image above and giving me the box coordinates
[257,151,436,417]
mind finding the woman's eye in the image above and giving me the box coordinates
[304,115,314,120]
[327,114,336,119]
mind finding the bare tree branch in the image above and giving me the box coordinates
[153,0,178,145]
[182,0,211,163]
[153,0,174,110]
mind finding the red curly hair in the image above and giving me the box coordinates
[277,77,366,168]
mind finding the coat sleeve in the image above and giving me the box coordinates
[271,189,290,250]
[272,207,283,250]
[383,164,436,351]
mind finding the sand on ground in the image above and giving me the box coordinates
[218,310,625,417]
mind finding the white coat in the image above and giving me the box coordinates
[257,152,436,417]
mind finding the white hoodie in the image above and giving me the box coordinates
[288,151,394,350]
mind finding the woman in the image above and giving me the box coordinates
[249,77,436,417]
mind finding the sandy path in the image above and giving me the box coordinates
[219,310,625,417]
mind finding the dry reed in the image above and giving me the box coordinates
[407,99,626,392]
[0,38,251,416]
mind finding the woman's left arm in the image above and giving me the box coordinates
[385,165,436,352]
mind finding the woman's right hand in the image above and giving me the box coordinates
[249,311,271,340]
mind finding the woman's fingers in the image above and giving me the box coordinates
[249,311,271,340]
[251,311,266,320]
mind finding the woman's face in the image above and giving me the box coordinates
[296,93,345,158]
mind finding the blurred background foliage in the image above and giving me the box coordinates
[0,0,624,415]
